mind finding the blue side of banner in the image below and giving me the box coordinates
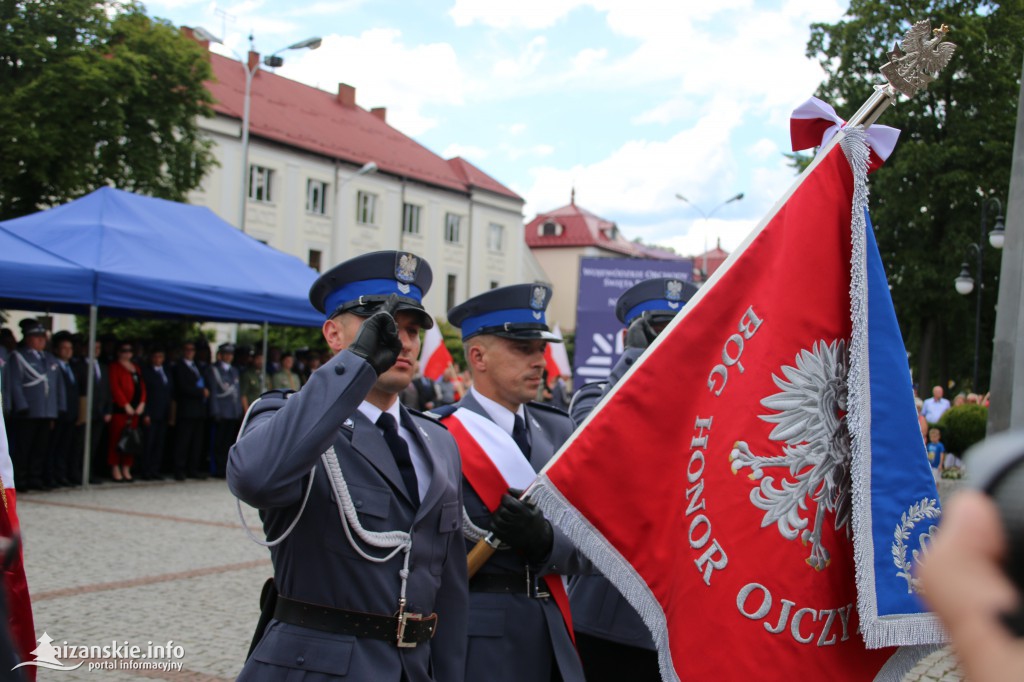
[865,211,941,617]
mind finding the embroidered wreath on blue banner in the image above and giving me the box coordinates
[891,497,940,594]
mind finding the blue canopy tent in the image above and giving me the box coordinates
[0,229,94,311]
[0,186,322,325]
[0,186,324,484]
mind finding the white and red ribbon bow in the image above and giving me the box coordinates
[790,96,900,172]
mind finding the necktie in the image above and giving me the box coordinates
[377,413,420,507]
[512,414,531,459]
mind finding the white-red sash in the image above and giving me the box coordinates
[443,408,575,641]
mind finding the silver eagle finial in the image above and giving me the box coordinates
[880,21,957,98]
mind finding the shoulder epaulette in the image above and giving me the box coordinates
[423,404,458,421]
[526,401,571,419]
[408,406,450,430]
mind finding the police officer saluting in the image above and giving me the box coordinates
[229,251,467,681]
[568,277,697,682]
[440,284,588,682]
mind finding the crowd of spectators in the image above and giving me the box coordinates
[0,318,327,492]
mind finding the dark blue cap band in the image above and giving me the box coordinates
[460,308,547,339]
[323,278,424,318]
[624,299,683,325]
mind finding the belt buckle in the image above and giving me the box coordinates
[526,567,550,599]
[396,610,423,648]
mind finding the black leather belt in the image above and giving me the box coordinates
[470,573,551,598]
[274,595,437,647]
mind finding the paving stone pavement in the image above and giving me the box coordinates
[11,478,967,681]
[16,480,270,681]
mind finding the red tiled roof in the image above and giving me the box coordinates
[525,202,683,260]
[205,53,520,200]
[447,157,521,200]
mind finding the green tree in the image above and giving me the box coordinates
[807,0,1023,392]
[0,0,216,219]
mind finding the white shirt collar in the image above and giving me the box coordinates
[358,399,401,427]
[469,387,526,436]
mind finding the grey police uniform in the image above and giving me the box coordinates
[445,283,589,682]
[454,391,588,682]
[228,251,468,682]
[6,330,66,490]
[207,350,243,477]
[568,277,696,682]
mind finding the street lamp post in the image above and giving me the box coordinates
[193,28,321,233]
[675,192,744,280]
[954,196,1006,391]
[331,161,379,265]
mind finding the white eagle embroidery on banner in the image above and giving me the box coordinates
[730,339,852,571]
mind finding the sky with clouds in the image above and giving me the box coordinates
[146,0,852,257]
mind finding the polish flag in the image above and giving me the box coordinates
[544,324,571,388]
[528,127,941,680]
[420,322,453,380]
[1,375,36,680]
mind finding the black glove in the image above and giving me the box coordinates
[625,312,658,350]
[348,294,402,376]
[490,488,553,564]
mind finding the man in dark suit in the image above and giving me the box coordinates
[72,338,112,485]
[141,347,173,480]
[171,341,208,480]
[441,284,589,682]
[229,251,468,681]
[49,332,78,486]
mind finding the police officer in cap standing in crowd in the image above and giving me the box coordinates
[568,276,697,682]
[440,283,588,682]
[5,319,65,491]
[206,343,242,478]
[229,251,467,681]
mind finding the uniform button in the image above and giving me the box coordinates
[296,656,305,666]
[335,365,345,375]
[354,499,363,508]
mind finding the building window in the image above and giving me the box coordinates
[308,249,322,272]
[488,223,504,252]
[490,280,499,290]
[249,165,274,202]
[447,274,457,311]
[356,191,378,225]
[540,220,562,237]
[403,203,421,235]
[306,179,328,215]
[445,213,462,244]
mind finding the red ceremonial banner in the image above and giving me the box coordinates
[532,138,904,680]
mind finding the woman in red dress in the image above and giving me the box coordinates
[108,344,147,482]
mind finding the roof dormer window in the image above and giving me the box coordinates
[540,220,562,237]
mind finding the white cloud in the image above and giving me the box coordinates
[571,47,608,73]
[507,123,527,135]
[492,36,547,79]
[276,29,465,137]
[443,142,489,160]
[448,0,587,29]
[522,98,746,221]
[747,138,780,161]
[502,143,555,160]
